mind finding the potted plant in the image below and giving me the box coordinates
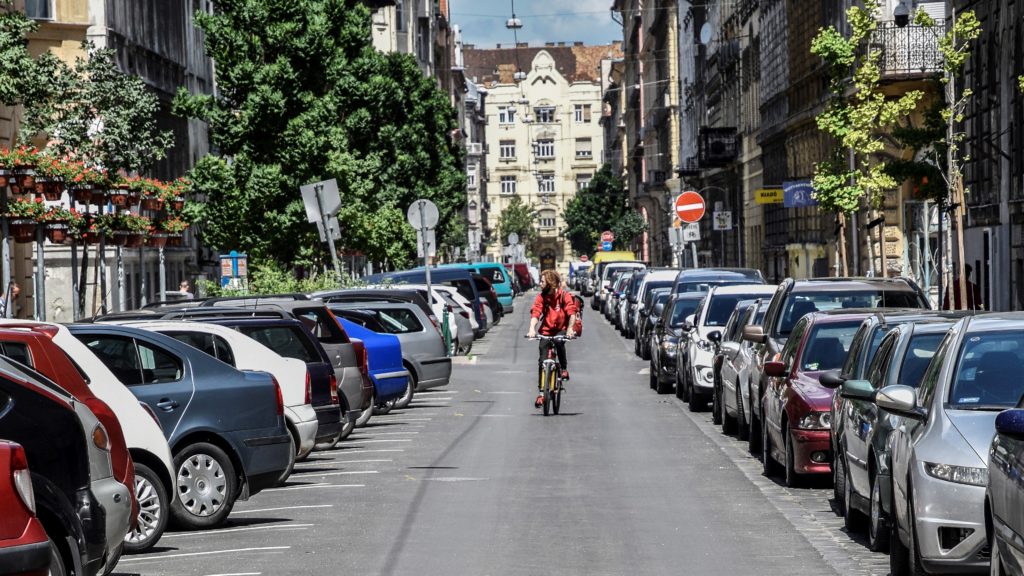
[139,178,167,211]
[38,205,82,244]
[160,216,189,247]
[2,197,47,243]
[111,213,150,248]
[107,177,131,207]
[66,163,106,204]
[31,154,71,201]
[166,177,190,211]
[72,215,102,245]
[2,147,41,192]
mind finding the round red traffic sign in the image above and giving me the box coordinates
[674,191,706,223]
[600,230,615,242]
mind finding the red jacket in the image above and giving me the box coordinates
[531,289,579,336]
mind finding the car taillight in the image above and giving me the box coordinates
[10,443,35,515]
[272,376,284,417]
[478,301,485,317]
[139,401,164,433]
[459,309,469,319]
[329,374,339,405]
[353,340,369,377]
[92,423,110,451]
[304,370,312,405]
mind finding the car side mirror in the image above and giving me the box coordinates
[681,320,694,332]
[763,360,787,378]
[995,409,1024,439]
[672,328,683,338]
[875,385,925,420]
[707,330,722,344]
[742,325,767,344]
[721,341,740,356]
[685,314,696,325]
[819,370,846,390]
[839,379,874,401]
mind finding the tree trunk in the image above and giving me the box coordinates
[954,174,968,309]
[77,245,89,317]
[836,213,849,277]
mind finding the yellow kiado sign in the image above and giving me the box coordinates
[755,188,784,204]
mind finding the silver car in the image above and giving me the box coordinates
[882,313,1024,575]
[717,299,768,441]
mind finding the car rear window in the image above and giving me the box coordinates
[163,331,237,367]
[479,267,507,285]
[799,321,862,372]
[896,333,944,388]
[292,307,349,344]
[372,309,424,334]
[238,326,319,363]
[0,342,32,367]
[705,292,772,327]
[777,290,925,337]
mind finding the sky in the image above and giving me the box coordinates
[451,0,622,49]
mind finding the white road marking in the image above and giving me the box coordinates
[488,391,523,394]
[331,459,393,464]
[416,390,458,395]
[305,470,379,477]
[346,439,413,444]
[231,504,334,515]
[385,418,432,422]
[262,483,365,492]
[164,524,314,538]
[335,449,405,453]
[356,431,419,436]
[204,573,262,576]
[119,547,290,563]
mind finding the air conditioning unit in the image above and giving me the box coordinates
[698,127,739,167]
[466,142,483,155]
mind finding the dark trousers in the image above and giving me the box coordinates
[538,337,567,388]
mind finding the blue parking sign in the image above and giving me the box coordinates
[783,180,818,208]
[601,241,613,251]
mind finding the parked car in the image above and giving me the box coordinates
[335,317,409,412]
[329,302,452,406]
[204,317,349,445]
[606,272,634,321]
[368,268,489,333]
[649,294,702,394]
[883,314,1024,575]
[0,320,177,554]
[0,440,50,576]
[713,298,767,439]
[631,269,680,348]
[670,268,765,296]
[743,277,930,452]
[349,284,473,356]
[593,261,645,312]
[988,404,1024,576]
[637,288,674,360]
[679,284,776,411]
[0,357,131,576]
[439,263,515,313]
[618,270,646,337]
[314,288,438,326]
[761,311,869,486]
[119,321,321,481]
[470,273,502,325]
[68,324,293,530]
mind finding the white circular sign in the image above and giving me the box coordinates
[407,199,440,229]
[507,232,520,246]
[699,22,713,46]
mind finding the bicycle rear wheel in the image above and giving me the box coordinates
[542,365,553,416]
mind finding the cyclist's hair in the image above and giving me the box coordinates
[541,269,561,288]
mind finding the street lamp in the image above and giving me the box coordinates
[505,17,523,29]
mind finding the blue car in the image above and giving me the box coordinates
[988,407,1024,574]
[337,318,409,409]
[437,263,515,314]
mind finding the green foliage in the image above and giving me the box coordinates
[176,0,465,269]
[1019,75,1024,93]
[811,1,926,211]
[496,196,537,249]
[884,94,947,203]
[198,261,357,297]
[561,164,631,255]
[611,210,648,248]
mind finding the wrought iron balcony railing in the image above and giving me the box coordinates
[873,19,945,78]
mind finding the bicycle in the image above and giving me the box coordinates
[527,334,572,416]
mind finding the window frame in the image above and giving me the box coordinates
[575,137,593,158]
[535,139,555,159]
[499,140,516,159]
[500,175,517,195]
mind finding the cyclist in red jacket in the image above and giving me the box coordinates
[527,270,579,408]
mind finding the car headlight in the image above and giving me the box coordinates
[700,367,714,382]
[798,411,831,430]
[661,339,678,354]
[923,462,988,487]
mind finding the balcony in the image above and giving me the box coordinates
[873,20,945,78]
[698,127,739,168]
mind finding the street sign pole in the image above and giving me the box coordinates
[34,226,44,320]
[691,242,698,269]
[420,201,432,298]
[316,183,342,280]
[116,246,125,312]
[158,247,166,303]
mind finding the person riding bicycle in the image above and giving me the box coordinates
[527,270,579,408]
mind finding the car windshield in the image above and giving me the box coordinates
[896,333,945,387]
[799,321,861,372]
[642,281,674,306]
[950,330,1024,410]
[705,293,771,327]
[776,290,924,337]
[675,280,751,294]
[669,299,701,327]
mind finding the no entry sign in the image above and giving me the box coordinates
[674,191,706,223]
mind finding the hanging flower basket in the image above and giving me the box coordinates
[108,189,130,207]
[90,190,107,206]
[146,232,169,248]
[140,197,164,211]
[166,233,184,247]
[71,187,94,205]
[78,230,102,245]
[109,230,129,247]
[169,196,186,212]
[7,219,37,243]
[45,222,70,244]
[12,168,35,190]
[124,232,146,249]
[34,177,64,201]
[0,168,11,188]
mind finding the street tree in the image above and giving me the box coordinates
[811,0,925,276]
[176,0,465,268]
[562,164,643,256]
[496,196,537,252]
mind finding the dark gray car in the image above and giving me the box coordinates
[329,302,452,399]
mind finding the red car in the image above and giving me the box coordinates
[761,311,870,487]
[0,328,137,524]
[0,440,50,576]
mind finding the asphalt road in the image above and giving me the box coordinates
[115,294,892,576]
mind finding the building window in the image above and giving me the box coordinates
[500,175,517,195]
[576,173,593,190]
[25,0,53,19]
[574,104,592,123]
[534,106,555,123]
[416,17,430,62]
[538,210,557,229]
[575,138,593,158]
[395,0,405,31]
[498,106,516,125]
[467,164,477,188]
[538,173,555,194]
[499,140,516,159]
[535,139,554,159]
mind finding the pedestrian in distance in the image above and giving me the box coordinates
[942,264,983,310]
[0,282,20,317]
[179,279,194,299]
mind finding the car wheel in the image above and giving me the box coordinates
[48,538,67,576]
[374,398,395,416]
[905,486,927,576]
[711,379,723,425]
[394,372,416,410]
[735,382,748,440]
[460,341,473,356]
[991,532,1006,576]
[649,362,657,390]
[99,542,123,575]
[890,483,911,576]
[761,412,780,477]
[641,339,651,361]
[124,462,169,553]
[844,456,867,532]
[634,336,641,357]
[687,387,705,412]
[338,416,355,441]
[784,427,801,488]
[274,434,297,487]
[355,392,375,427]
[748,391,761,454]
[834,449,848,517]
[170,442,237,530]
[868,470,890,552]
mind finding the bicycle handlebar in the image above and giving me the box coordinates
[525,335,575,342]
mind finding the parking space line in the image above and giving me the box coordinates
[205,573,262,576]
[335,449,405,453]
[345,439,413,443]
[354,431,420,436]
[263,483,366,491]
[304,470,379,477]
[382,418,432,422]
[231,504,334,515]
[330,459,393,464]
[164,524,314,538]
[416,390,458,395]
[119,546,291,563]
